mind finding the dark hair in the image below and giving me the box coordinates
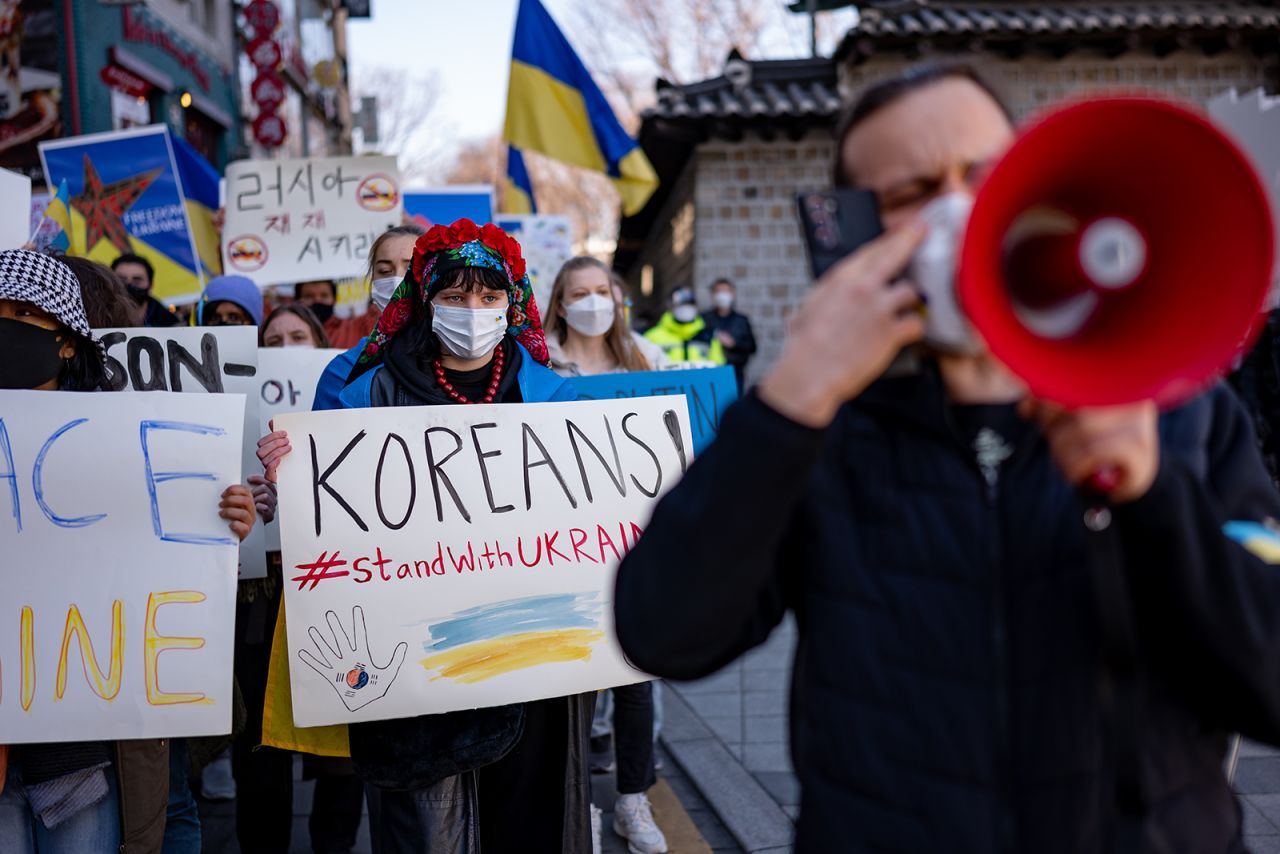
[61,256,136,328]
[294,280,337,300]
[260,303,331,348]
[711,277,734,290]
[833,63,1012,187]
[406,266,511,362]
[365,224,426,283]
[110,253,154,284]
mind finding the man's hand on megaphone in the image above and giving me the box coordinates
[759,222,928,428]
[1020,399,1159,504]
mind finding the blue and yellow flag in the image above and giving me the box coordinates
[504,145,538,214]
[45,179,75,254]
[170,134,224,283]
[505,0,657,215]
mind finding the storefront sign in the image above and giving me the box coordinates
[123,6,214,93]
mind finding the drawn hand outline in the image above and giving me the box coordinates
[299,605,408,712]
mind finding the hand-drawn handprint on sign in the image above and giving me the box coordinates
[298,606,407,712]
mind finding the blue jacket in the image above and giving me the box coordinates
[336,341,575,409]
[312,342,362,412]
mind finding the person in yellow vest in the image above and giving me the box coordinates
[643,287,726,365]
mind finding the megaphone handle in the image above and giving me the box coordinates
[1080,466,1120,533]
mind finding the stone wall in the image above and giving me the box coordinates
[691,134,835,387]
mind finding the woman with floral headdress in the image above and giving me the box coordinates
[257,220,593,853]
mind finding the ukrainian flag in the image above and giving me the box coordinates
[170,134,223,283]
[504,145,538,214]
[45,179,77,254]
[505,0,657,215]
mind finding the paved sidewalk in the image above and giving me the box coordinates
[663,615,1280,853]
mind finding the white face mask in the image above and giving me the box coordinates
[563,293,616,337]
[370,276,401,311]
[431,305,508,360]
[909,192,982,355]
[672,304,698,324]
[712,291,734,311]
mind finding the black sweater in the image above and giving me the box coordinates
[616,367,1280,853]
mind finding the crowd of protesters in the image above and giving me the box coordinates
[8,61,1280,854]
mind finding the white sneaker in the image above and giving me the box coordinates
[591,803,603,854]
[612,792,668,854]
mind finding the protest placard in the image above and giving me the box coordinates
[39,126,207,303]
[0,167,31,249]
[403,185,494,229]
[257,347,345,552]
[570,365,737,456]
[273,396,691,727]
[223,155,403,287]
[97,326,269,578]
[0,390,244,743]
[495,215,572,310]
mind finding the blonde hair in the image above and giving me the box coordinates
[546,256,651,373]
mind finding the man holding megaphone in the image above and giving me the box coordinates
[615,64,1280,853]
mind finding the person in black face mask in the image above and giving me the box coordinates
[0,248,258,853]
[295,278,378,350]
[110,253,179,327]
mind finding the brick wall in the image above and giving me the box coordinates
[692,134,835,387]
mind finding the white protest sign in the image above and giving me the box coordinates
[274,396,692,727]
[496,214,572,311]
[256,347,345,552]
[0,390,243,743]
[223,155,403,287]
[0,167,31,249]
[97,326,268,578]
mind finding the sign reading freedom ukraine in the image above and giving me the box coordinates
[40,126,204,302]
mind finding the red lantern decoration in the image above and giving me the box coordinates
[251,71,286,113]
[244,0,281,35]
[247,37,282,72]
[253,110,287,149]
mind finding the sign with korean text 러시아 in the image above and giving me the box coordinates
[223,155,403,287]
[0,390,244,743]
[273,396,692,727]
[96,325,268,579]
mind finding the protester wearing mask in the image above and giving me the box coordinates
[312,224,424,412]
[544,257,668,854]
[200,275,263,327]
[615,64,1280,853]
[0,249,256,854]
[643,288,725,366]
[257,219,592,854]
[110,253,179,327]
[701,278,756,390]
[294,279,377,350]
[545,256,667,376]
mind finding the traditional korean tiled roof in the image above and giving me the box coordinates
[644,55,842,123]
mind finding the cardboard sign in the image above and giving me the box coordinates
[403,186,494,230]
[570,366,737,456]
[0,167,31,249]
[495,215,572,311]
[223,155,403,286]
[274,397,692,727]
[97,326,268,579]
[256,347,345,552]
[0,390,244,743]
[39,126,206,303]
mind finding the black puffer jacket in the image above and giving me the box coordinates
[616,366,1280,853]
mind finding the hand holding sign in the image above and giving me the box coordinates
[299,606,408,712]
[219,485,258,542]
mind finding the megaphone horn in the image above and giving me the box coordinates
[959,97,1275,409]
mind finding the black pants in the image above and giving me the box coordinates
[613,682,657,794]
[232,589,365,853]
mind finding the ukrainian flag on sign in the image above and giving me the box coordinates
[505,0,657,216]
[504,145,538,214]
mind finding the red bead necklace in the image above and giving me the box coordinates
[433,345,505,404]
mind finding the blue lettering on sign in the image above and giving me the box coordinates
[140,420,235,546]
[33,418,107,528]
[0,418,19,532]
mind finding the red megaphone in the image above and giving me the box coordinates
[958,97,1276,409]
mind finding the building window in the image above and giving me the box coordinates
[672,202,694,255]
